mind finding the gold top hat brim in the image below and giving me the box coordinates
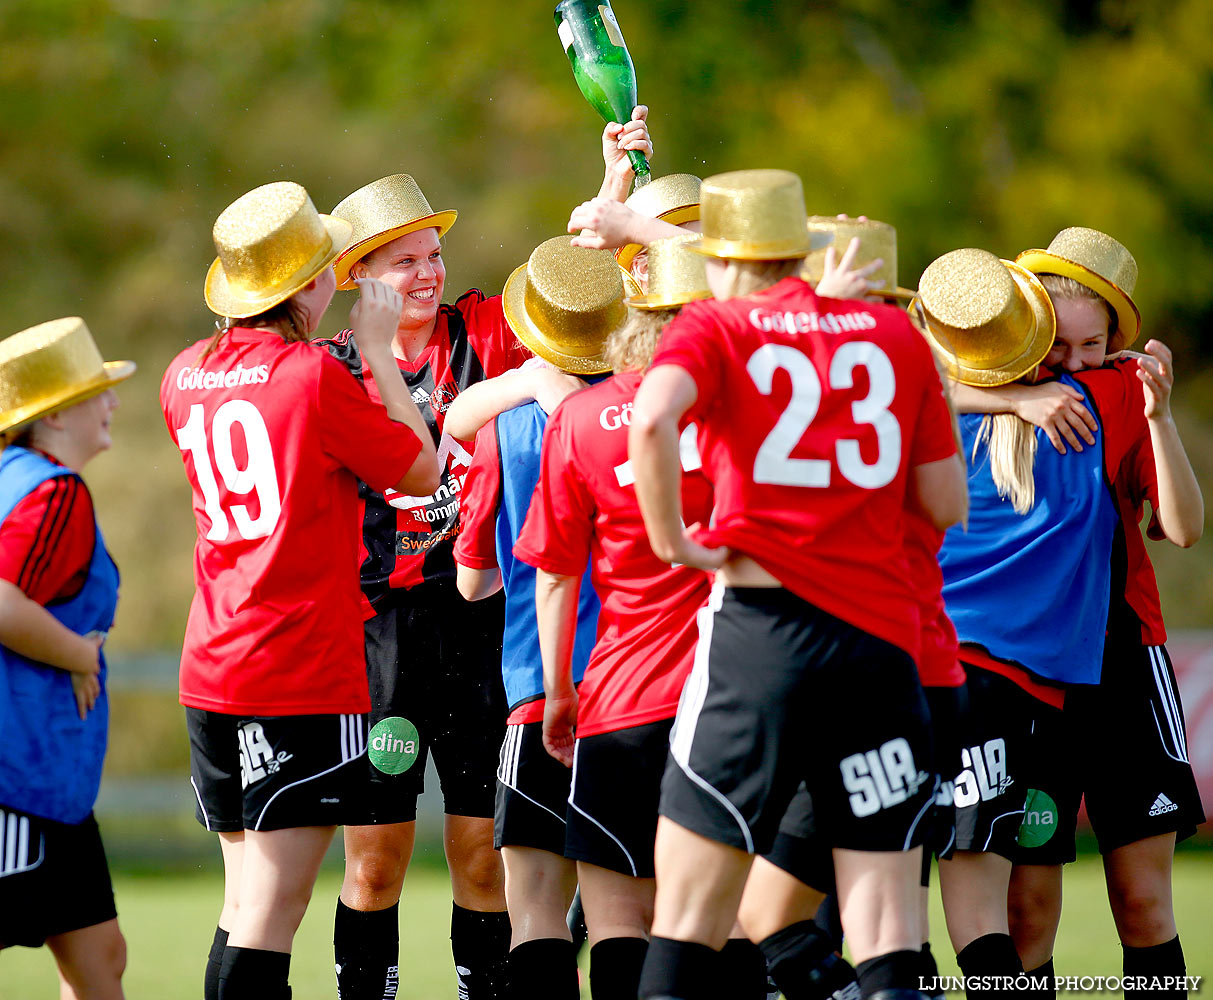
[910,260,1056,387]
[205,215,353,319]
[333,210,458,289]
[616,205,701,271]
[1,360,136,436]
[684,226,833,261]
[501,262,638,375]
[625,288,712,310]
[1015,248,1141,351]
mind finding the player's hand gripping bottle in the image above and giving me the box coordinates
[554,0,651,187]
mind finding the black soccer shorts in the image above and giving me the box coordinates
[659,585,935,856]
[565,718,674,878]
[0,807,117,947]
[346,582,508,825]
[187,708,368,832]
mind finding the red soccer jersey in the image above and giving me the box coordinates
[160,327,423,716]
[514,372,714,737]
[0,468,95,606]
[318,291,531,611]
[652,277,958,658]
[904,511,964,688]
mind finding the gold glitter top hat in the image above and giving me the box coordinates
[205,182,353,319]
[909,248,1056,388]
[685,169,831,261]
[0,317,135,435]
[1015,227,1140,350]
[625,235,711,310]
[502,236,637,375]
[802,217,915,301]
[616,173,702,271]
[330,174,458,289]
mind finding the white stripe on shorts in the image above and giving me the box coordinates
[498,725,565,826]
[1149,646,1188,763]
[0,809,44,878]
[568,739,636,875]
[667,581,756,854]
[341,715,366,763]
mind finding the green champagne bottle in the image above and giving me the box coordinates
[554,0,651,186]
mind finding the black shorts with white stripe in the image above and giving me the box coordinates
[1015,640,1205,864]
[565,718,674,878]
[660,585,935,856]
[0,807,116,948]
[186,708,368,832]
[493,720,571,854]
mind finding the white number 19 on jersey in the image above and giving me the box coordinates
[176,400,282,542]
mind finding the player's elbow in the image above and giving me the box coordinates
[1167,521,1203,548]
[396,452,441,496]
[456,565,501,602]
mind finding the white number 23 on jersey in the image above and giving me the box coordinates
[747,342,901,489]
[176,400,282,542]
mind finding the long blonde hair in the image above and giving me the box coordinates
[712,258,802,301]
[974,412,1038,514]
[604,306,678,373]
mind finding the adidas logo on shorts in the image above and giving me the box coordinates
[1149,793,1179,817]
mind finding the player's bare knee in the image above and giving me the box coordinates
[1108,882,1173,942]
[454,843,505,897]
[349,839,411,893]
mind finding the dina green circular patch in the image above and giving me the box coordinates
[367,717,420,775]
[1017,788,1058,848]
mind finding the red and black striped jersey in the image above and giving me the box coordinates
[317,289,530,612]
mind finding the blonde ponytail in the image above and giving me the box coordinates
[974,413,1037,514]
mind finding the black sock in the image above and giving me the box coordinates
[333,899,399,1000]
[918,942,944,1000]
[758,919,858,1000]
[205,926,229,1000]
[1123,937,1187,999]
[720,939,769,1000]
[1023,958,1056,999]
[955,934,1023,1000]
[505,937,579,1000]
[638,936,720,1000]
[589,937,648,1000]
[815,895,845,952]
[451,903,511,1000]
[217,945,291,1000]
[854,950,923,1000]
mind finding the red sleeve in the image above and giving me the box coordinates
[453,421,503,570]
[908,333,960,467]
[513,407,596,577]
[457,290,533,377]
[649,300,724,421]
[0,475,95,605]
[1075,361,1149,484]
[314,351,423,493]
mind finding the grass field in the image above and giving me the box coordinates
[4,848,1211,999]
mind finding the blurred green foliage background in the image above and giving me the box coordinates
[2,0,1212,661]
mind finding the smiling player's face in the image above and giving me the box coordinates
[1045,296,1110,373]
[357,228,446,331]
